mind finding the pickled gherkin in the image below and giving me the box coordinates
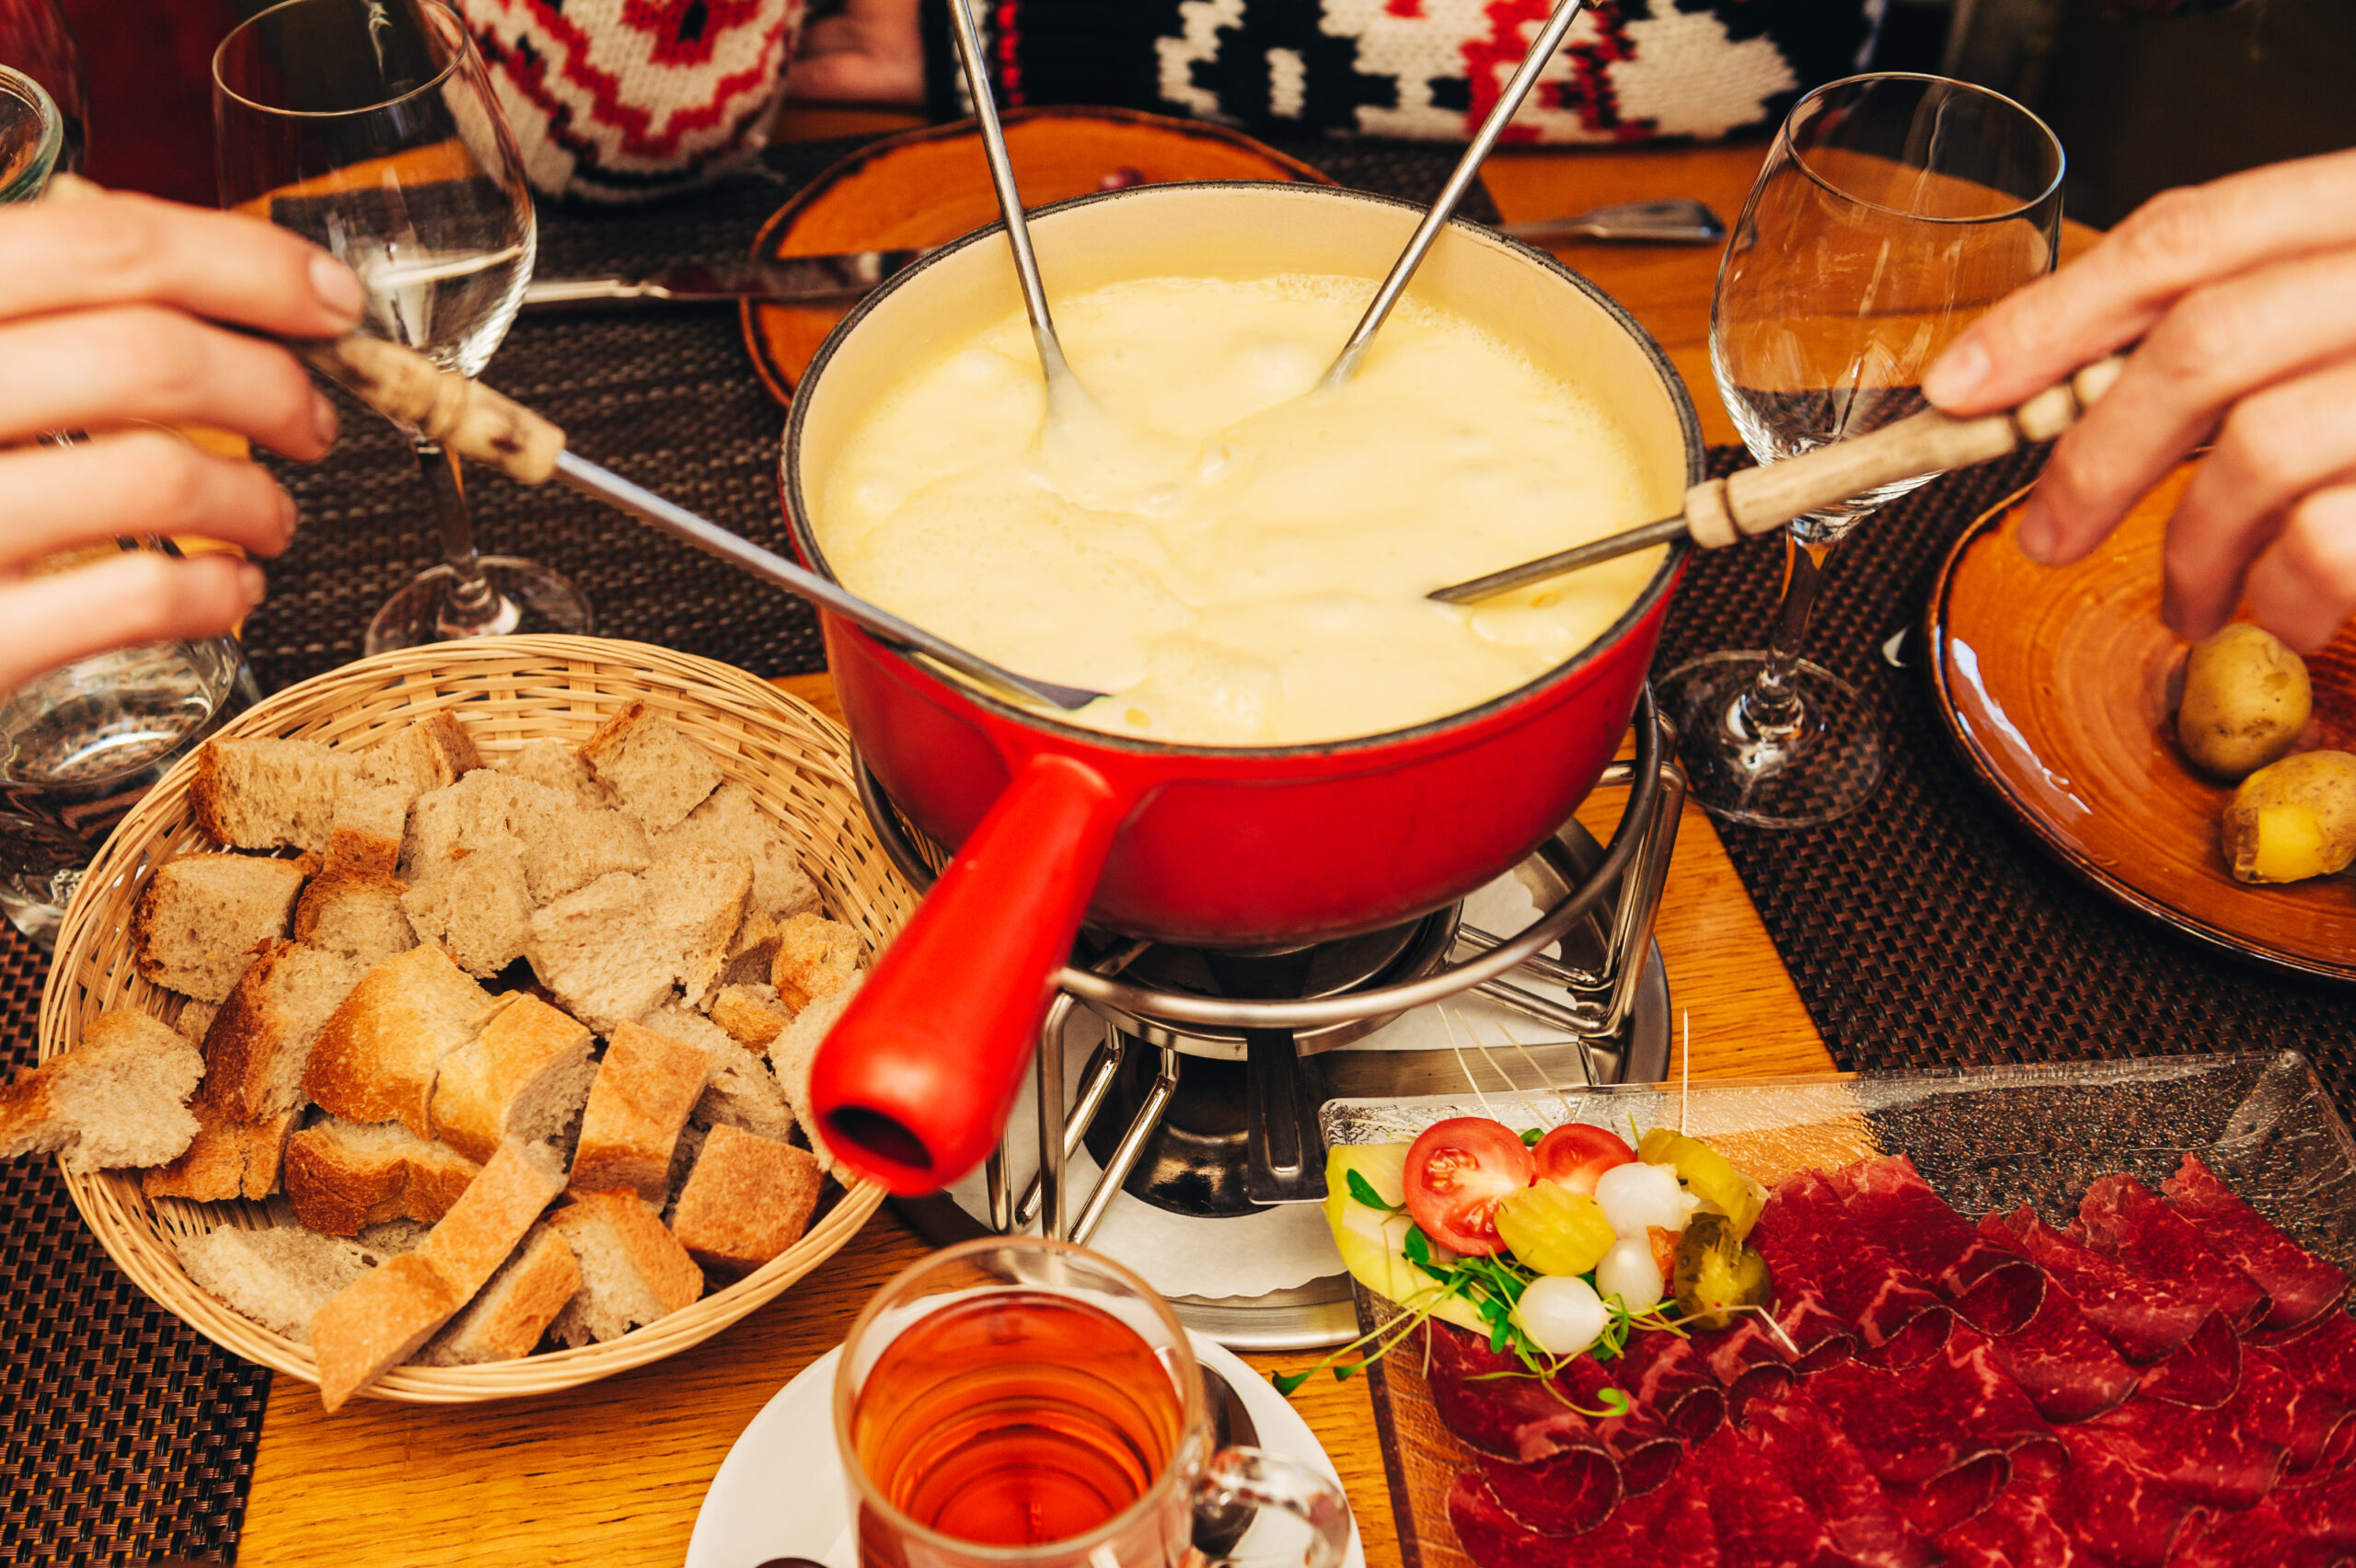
[1638,1127,1768,1239]
[1496,1182,1617,1277]
[1672,1213,1773,1330]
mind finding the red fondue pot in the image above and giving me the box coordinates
[779,181,1702,1193]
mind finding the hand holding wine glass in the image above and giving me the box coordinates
[213,0,592,653]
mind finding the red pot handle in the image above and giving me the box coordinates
[808,753,1126,1193]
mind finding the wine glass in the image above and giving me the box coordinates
[1657,74,2063,828]
[213,0,592,653]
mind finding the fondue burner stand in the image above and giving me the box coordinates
[869,694,1685,1348]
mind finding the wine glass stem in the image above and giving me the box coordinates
[416,438,503,634]
[1741,532,1837,737]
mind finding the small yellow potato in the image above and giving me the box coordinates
[2221,751,2356,884]
[2177,624,2312,781]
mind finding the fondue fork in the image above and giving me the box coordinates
[1322,0,1592,388]
[1426,356,2130,605]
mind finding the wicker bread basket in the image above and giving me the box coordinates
[36,636,918,1404]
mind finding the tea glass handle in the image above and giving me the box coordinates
[1191,1447,1352,1568]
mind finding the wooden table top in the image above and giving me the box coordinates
[231,133,1857,1567]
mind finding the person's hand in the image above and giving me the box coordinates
[1923,146,2356,651]
[789,0,923,105]
[0,190,363,696]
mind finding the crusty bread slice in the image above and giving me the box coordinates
[357,712,480,796]
[202,941,363,1121]
[771,913,863,1012]
[520,803,651,905]
[190,737,356,854]
[399,842,533,978]
[173,999,220,1046]
[309,1138,565,1411]
[129,851,312,1003]
[547,1187,702,1346]
[654,783,821,923]
[294,864,416,969]
[399,769,570,886]
[670,1126,823,1274]
[692,1044,797,1145]
[578,701,721,834]
[768,973,862,1184]
[570,1022,712,1205]
[429,995,595,1164]
[175,1224,387,1344]
[283,1116,483,1236]
[304,945,500,1137]
[491,737,608,806]
[144,1101,297,1201]
[525,872,675,1033]
[413,1224,579,1366]
[709,984,791,1050]
[0,1009,204,1173]
[648,848,754,1011]
[325,780,411,877]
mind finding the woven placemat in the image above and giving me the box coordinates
[1655,445,2356,1115]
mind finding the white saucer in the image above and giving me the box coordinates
[686,1332,1368,1568]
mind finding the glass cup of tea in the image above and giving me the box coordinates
[837,1238,1353,1568]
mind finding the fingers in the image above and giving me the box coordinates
[0,190,364,340]
[1924,145,2356,417]
[2242,484,2356,651]
[0,305,338,457]
[788,0,925,103]
[2158,358,2356,638]
[2013,246,2356,566]
[0,552,265,697]
[0,431,299,572]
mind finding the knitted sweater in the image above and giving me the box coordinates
[918,0,1884,146]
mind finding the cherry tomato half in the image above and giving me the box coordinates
[1403,1117,1536,1255]
[1534,1124,1636,1195]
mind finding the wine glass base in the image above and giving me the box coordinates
[1657,650,1885,829]
[364,557,595,656]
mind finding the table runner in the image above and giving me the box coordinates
[1655,445,2356,1114]
[5,133,1496,1564]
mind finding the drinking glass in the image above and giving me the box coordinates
[1657,74,2063,828]
[213,0,592,654]
[0,0,84,173]
[838,1237,1352,1568]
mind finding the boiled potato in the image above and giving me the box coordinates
[2222,751,2356,883]
[2177,624,2311,781]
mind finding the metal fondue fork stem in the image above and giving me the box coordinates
[941,0,1084,407]
[1322,0,1591,389]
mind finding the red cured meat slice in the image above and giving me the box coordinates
[1777,1287,1859,1373]
[1698,1319,1799,1416]
[2133,1307,2243,1408]
[2074,1392,2287,1509]
[1613,1329,1727,1444]
[1744,1398,1938,1568]
[1446,1471,1597,1568]
[1475,1446,1622,1537]
[2169,1493,2355,1568]
[2050,1424,2197,1568]
[2285,1459,2356,1544]
[1755,1171,1951,1366]
[1937,1472,2102,1568]
[2269,1308,2356,1402]
[1448,1463,1719,1568]
[1983,1206,2215,1363]
[1688,1424,1848,1568]
[1424,1322,1610,1463]
[1795,1324,2062,1490]
[1555,1345,1685,1495]
[1828,1157,2046,1337]
[1981,1276,2139,1424]
[1882,1452,2013,1539]
[2072,1174,2271,1332]
[2162,1155,2350,1334]
[2239,1340,2356,1474]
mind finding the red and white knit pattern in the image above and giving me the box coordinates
[456,0,804,202]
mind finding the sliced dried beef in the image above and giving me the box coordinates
[1556,1345,1686,1494]
[1698,1319,1799,1416]
[2283,1458,2356,1545]
[2074,1391,2286,1509]
[1882,1452,2013,1538]
[1981,1276,2139,1423]
[1828,1157,2045,1336]
[2162,1155,2349,1334]
[2132,1307,2243,1409]
[1936,1471,2101,1568]
[2238,1341,2356,1474]
[1983,1205,2215,1362]
[1425,1321,1611,1463]
[2267,1308,2356,1403]
[1687,1424,1848,1568]
[2168,1491,2354,1568]
[1754,1170,1951,1366]
[2073,1173,2271,1331]
[1613,1328,1727,1444]
[1795,1324,2061,1490]
[1475,1446,1622,1537]
[1446,1471,1588,1568]
[2050,1424,2198,1568]
[1744,1397,1938,1568]
[1448,1461,1717,1568]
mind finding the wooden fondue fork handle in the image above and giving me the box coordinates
[1426,355,2127,605]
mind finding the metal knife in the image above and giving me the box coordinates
[519,248,929,308]
[1497,199,1726,246]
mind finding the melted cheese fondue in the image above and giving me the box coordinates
[814,274,1662,746]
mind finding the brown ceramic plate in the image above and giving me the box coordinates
[741,106,1334,404]
[1926,457,2356,984]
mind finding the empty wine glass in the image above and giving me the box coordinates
[1658,74,2063,828]
[213,0,592,654]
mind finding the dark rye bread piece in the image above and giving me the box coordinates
[304,945,502,1138]
[202,941,363,1121]
[129,851,315,1003]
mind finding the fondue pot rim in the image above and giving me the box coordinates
[778,179,1703,760]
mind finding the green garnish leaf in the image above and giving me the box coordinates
[1403,1226,1432,1265]
[1334,1361,1361,1382]
[1346,1170,1392,1211]
[1271,1370,1311,1395]
[1489,1316,1511,1354]
[1596,1388,1632,1418]
[1520,1127,1543,1147]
